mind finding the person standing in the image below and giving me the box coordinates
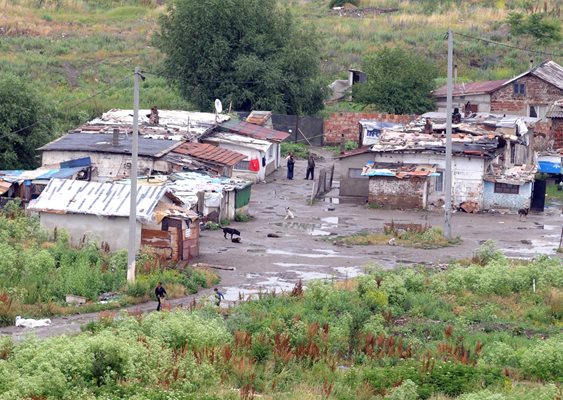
[214,287,225,307]
[305,153,315,180]
[286,152,295,180]
[155,282,167,311]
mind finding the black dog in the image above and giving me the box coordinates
[222,227,241,239]
[518,208,529,220]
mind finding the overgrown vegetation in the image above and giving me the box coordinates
[0,206,218,326]
[0,246,561,399]
[281,142,309,159]
[332,225,461,249]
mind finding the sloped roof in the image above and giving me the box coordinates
[217,120,290,142]
[38,133,183,158]
[546,99,563,119]
[502,60,563,90]
[432,79,508,97]
[28,178,168,223]
[246,111,272,126]
[172,142,246,167]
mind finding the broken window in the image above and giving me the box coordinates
[494,182,520,194]
[513,83,525,95]
[348,168,367,179]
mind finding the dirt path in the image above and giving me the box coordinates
[1,148,561,340]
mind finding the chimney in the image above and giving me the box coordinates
[454,64,458,85]
[112,128,120,146]
[529,59,534,70]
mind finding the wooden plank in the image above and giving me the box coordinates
[141,229,170,239]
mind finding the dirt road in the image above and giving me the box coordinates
[1,149,561,339]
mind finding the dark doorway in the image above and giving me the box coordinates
[530,179,546,212]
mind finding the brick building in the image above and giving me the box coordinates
[323,112,413,145]
[489,60,563,118]
[546,100,563,150]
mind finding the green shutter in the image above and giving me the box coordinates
[235,185,251,209]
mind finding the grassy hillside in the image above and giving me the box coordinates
[0,0,561,133]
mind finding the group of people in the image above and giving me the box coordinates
[286,152,315,180]
[154,282,224,311]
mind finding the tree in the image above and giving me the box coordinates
[506,12,561,45]
[0,74,55,170]
[154,0,326,115]
[353,48,438,115]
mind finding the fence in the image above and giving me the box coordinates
[310,164,335,204]
[235,112,324,146]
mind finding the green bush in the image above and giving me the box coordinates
[280,142,309,159]
[519,335,563,381]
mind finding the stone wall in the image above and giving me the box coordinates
[490,76,563,115]
[324,112,414,145]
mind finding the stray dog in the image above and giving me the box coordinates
[232,237,241,243]
[518,208,529,220]
[284,207,295,220]
[222,227,241,239]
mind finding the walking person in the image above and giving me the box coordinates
[305,153,315,180]
[214,287,225,307]
[286,152,295,180]
[155,282,167,311]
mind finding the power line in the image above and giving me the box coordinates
[141,70,313,85]
[453,31,563,58]
[7,73,133,137]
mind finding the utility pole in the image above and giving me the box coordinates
[127,67,141,283]
[444,29,453,240]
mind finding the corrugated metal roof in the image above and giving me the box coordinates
[28,179,168,223]
[172,142,246,167]
[205,132,271,152]
[0,167,86,181]
[546,99,563,119]
[432,79,508,97]
[218,120,290,142]
[38,133,182,158]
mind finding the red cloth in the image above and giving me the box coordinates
[249,158,260,171]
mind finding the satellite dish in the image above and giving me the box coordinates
[214,99,223,114]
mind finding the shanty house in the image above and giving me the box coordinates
[38,132,183,181]
[339,114,536,212]
[546,99,563,149]
[0,158,91,205]
[163,142,247,177]
[28,179,200,261]
[214,119,290,178]
[204,132,274,182]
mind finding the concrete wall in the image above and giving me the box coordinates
[436,93,491,113]
[324,112,414,145]
[42,151,160,182]
[369,176,428,209]
[483,181,532,210]
[40,213,141,251]
[338,153,374,199]
[372,153,486,209]
[490,76,563,117]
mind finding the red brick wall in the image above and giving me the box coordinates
[324,112,414,145]
[490,76,563,115]
[552,119,563,150]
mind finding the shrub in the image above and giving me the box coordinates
[234,212,253,222]
[519,335,563,381]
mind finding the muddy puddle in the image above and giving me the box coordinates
[272,216,351,236]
